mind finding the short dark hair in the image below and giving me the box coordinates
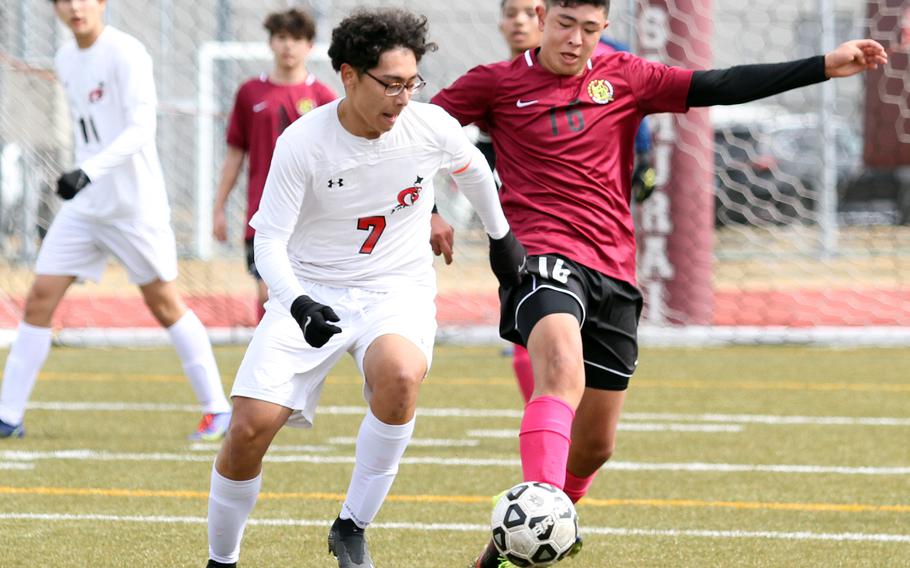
[545,0,610,14]
[263,8,316,41]
[328,8,438,73]
[501,0,545,11]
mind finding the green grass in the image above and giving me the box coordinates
[1,344,909,567]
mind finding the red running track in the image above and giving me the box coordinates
[2,289,910,329]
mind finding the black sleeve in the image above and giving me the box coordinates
[686,55,827,108]
[477,140,496,172]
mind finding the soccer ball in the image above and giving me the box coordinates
[490,481,579,567]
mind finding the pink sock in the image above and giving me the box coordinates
[519,396,575,488]
[563,469,597,503]
[511,345,534,403]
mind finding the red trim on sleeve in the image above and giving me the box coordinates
[451,158,472,175]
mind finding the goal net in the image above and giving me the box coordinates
[1,0,908,347]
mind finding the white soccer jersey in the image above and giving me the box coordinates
[54,26,169,222]
[251,99,508,303]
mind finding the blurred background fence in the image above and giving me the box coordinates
[1,0,909,345]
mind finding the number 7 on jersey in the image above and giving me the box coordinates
[357,216,386,254]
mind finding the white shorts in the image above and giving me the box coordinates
[231,281,437,429]
[34,207,178,285]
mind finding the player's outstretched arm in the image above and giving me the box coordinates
[686,39,887,108]
[824,39,888,78]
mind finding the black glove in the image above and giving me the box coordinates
[290,295,341,348]
[56,169,91,200]
[488,230,527,288]
[631,154,657,204]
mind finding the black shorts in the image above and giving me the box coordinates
[499,254,642,391]
[244,238,262,280]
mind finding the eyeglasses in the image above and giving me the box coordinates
[364,71,426,97]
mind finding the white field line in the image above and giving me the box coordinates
[0,512,908,544]
[24,402,910,427]
[0,463,34,471]
[327,437,480,447]
[189,440,481,451]
[1,449,908,476]
[619,423,744,432]
[466,429,520,438]
[468,423,744,436]
[28,402,200,412]
[622,412,910,427]
[189,443,332,453]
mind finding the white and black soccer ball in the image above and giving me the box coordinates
[490,481,579,567]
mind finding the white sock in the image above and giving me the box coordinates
[340,410,415,528]
[166,310,231,414]
[0,322,52,425]
[207,465,262,564]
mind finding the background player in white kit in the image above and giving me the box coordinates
[204,7,527,568]
[0,0,232,441]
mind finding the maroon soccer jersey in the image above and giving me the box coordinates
[226,74,336,239]
[431,49,693,284]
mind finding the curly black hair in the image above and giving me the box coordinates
[328,8,438,73]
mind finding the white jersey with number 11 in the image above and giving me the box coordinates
[54,26,169,223]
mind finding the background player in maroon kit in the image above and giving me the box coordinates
[212,8,336,321]
[431,1,887,565]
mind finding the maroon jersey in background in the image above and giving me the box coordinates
[431,48,692,285]
[227,74,336,239]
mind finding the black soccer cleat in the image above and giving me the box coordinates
[205,560,236,567]
[0,417,24,439]
[328,516,375,568]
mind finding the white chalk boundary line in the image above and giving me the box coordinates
[0,512,908,544]
[23,402,910,427]
[328,437,481,447]
[1,449,907,476]
[189,443,332,452]
[468,424,745,436]
[5,324,910,347]
[0,463,33,470]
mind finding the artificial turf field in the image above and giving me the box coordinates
[0,344,908,567]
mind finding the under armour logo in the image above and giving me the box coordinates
[328,178,344,189]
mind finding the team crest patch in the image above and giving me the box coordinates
[391,176,423,214]
[297,98,314,115]
[586,79,614,104]
[88,82,105,103]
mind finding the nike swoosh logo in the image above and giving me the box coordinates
[516,99,539,108]
[303,315,312,334]
[253,101,268,113]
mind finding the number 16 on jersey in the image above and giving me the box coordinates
[538,256,571,284]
